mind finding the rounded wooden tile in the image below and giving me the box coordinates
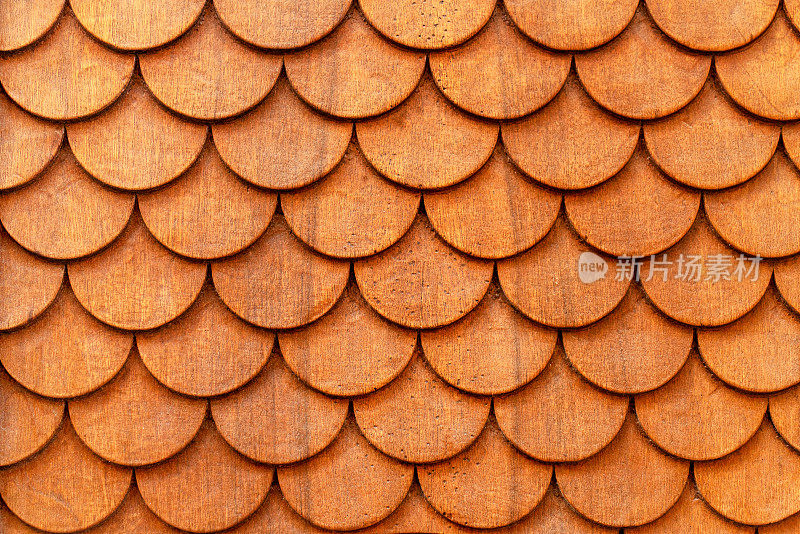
[0,0,64,51]
[139,8,282,120]
[640,218,772,327]
[424,147,561,259]
[357,76,498,189]
[575,8,711,120]
[137,420,273,533]
[699,287,800,393]
[706,151,800,258]
[497,216,630,328]
[776,255,800,315]
[504,0,637,50]
[0,150,135,260]
[762,513,800,534]
[278,418,414,531]
[420,285,557,395]
[418,421,551,529]
[278,283,416,397]
[353,352,491,463]
[566,148,700,257]
[784,120,800,172]
[282,145,420,258]
[0,92,63,190]
[556,413,690,528]
[137,285,274,397]
[82,488,182,534]
[0,228,64,331]
[69,214,206,330]
[0,286,132,398]
[716,12,800,121]
[428,11,570,119]
[695,420,800,525]
[644,80,780,190]
[214,0,349,49]
[0,11,134,120]
[212,77,351,190]
[70,0,204,49]
[770,385,800,452]
[67,77,207,191]
[0,366,63,466]
[494,347,628,462]
[354,215,493,329]
[284,11,425,119]
[212,215,349,329]
[636,352,768,461]
[511,488,618,534]
[563,284,693,394]
[0,421,132,533]
[211,355,348,464]
[501,77,639,190]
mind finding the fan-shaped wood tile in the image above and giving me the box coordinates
[762,512,800,534]
[501,77,639,190]
[497,216,630,328]
[137,420,274,533]
[353,352,490,463]
[139,7,282,120]
[716,11,800,121]
[428,11,570,119]
[424,147,561,259]
[0,0,64,51]
[507,488,618,534]
[775,255,800,315]
[575,8,711,119]
[278,283,416,397]
[282,144,420,258]
[0,150,135,260]
[211,354,349,464]
[562,284,693,394]
[79,488,182,534]
[212,77,351,191]
[0,366,63,466]
[354,215,493,329]
[705,151,800,258]
[494,347,628,462]
[0,11,134,120]
[70,0,204,50]
[556,413,690,528]
[420,285,557,395]
[284,11,425,119]
[646,0,779,51]
[769,384,800,452]
[0,421,132,533]
[504,0,637,50]
[636,352,767,461]
[356,76,498,189]
[0,286,132,398]
[788,0,800,32]
[137,285,274,397]
[67,77,207,191]
[418,421,552,529]
[565,148,701,257]
[784,120,800,172]
[0,92,63,191]
[212,215,349,329]
[640,217,772,327]
[69,351,206,466]
[278,418,414,531]
[698,286,800,393]
[68,213,206,330]
[695,420,800,525]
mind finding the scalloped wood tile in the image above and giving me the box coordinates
[0,0,64,51]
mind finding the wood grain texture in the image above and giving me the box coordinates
[429,10,570,119]
[775,254,800,316]
[501,76,639,190]
[510,488,618,534]
[278,283,417,397]
[783,120,800,173]
[353,352,491,463]
[494,347,628,462]
[424,147,561,259]
[0,0,64,51]
[575,8,711,119]
[211,354,349,464]
[67,77,208,191]
[284,10,426,119]
[769,385,800,452]
[761,512,800,534]
[212,77,351,190]
[357,76,498,189]
[139,7,281,120]
[282,144,420,258]
[788,0,800,33]
[77,489,181,534]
